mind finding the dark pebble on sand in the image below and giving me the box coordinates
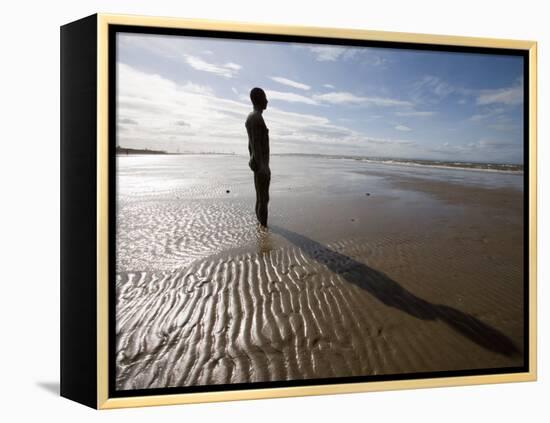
[226,190,230,193]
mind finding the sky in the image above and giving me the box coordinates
[116,32,524,164]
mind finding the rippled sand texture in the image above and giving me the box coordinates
[116,199,259,271]
[116,155,524,390]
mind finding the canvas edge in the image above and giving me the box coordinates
[60,13,99,409]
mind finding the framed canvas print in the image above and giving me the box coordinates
[60,13,537,409]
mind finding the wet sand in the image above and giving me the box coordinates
[116,155,524,390]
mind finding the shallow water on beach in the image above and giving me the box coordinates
[116,154,523,271]
[117,154,523,200]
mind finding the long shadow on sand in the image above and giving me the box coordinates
[270,225,520,358]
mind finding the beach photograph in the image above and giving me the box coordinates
[114,32,525,391]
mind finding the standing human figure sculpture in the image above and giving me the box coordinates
[245,87,271,227]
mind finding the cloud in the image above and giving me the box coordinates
[411,75,477,106]
[469,107,505,122]
[258,89,413,109]
[415,75,454,95]
[369,56,388,67]
[468,107,520,132]
[270,76,311,90]
[488,122,520,131]
[298,45,386,67]
[118,118,138,125]
[183,54,241,78]
[180,81,214,95]
[224,62,242,71]
[395,111,436,117]
[302,45,359,61]
[413,75,524,108]
[394,124,412,132]
[429,138,521,160]
[313,92,362,104]
[313,91,413,107]
[118,33,183,59]
[117,63,248,151]
[414,75,523,109]
[265,90,319,105]
[293,44,363,61]
[365,138,415,146]
[116,63,417,156]
[477,139,518,149]
[476,81,523,105]
[412,74,525,111]
[323,84,335,89]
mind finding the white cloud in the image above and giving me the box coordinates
[476,82,523,105]
[183,54,242,78]
[469,107,505,122]
[298,45,360,62]
[429,138,521,161]
[308,46,351,61]
[469,139,521,151]
[118,33,183,59]
[266,90,319,105]
[117,63,248,151]
[116,63,416,156]
[395,111,436,117]
[365,138,414,146]
[488,122,520,131]
[296,44,387,67]
[224,62,242,71]
[395,125,412,132]
[248,89,413,109]
[313,91,413,107]
[413,75,455,98]
[270,76,311,90]
[323,84,335,89]
[118,117,138,125]
[370,56,387,67]
[313,92,362,104]
[468,106,520,132]
[180,81,214,95]
[414,75,523,108]
[411,75,472,104]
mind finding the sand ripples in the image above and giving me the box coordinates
[117,198,260,271]
[116,229,523,390]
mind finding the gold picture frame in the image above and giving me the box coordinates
[60,13,537,409]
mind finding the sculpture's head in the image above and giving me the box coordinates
[250,87,268,111]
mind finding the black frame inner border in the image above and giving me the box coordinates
[107,23,530,399]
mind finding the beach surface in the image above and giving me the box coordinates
[115,154,524,390]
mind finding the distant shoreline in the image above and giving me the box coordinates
[270,153,523,172]
[116,148,522,173]
[116,146,236,156]
[116,147,168,155]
